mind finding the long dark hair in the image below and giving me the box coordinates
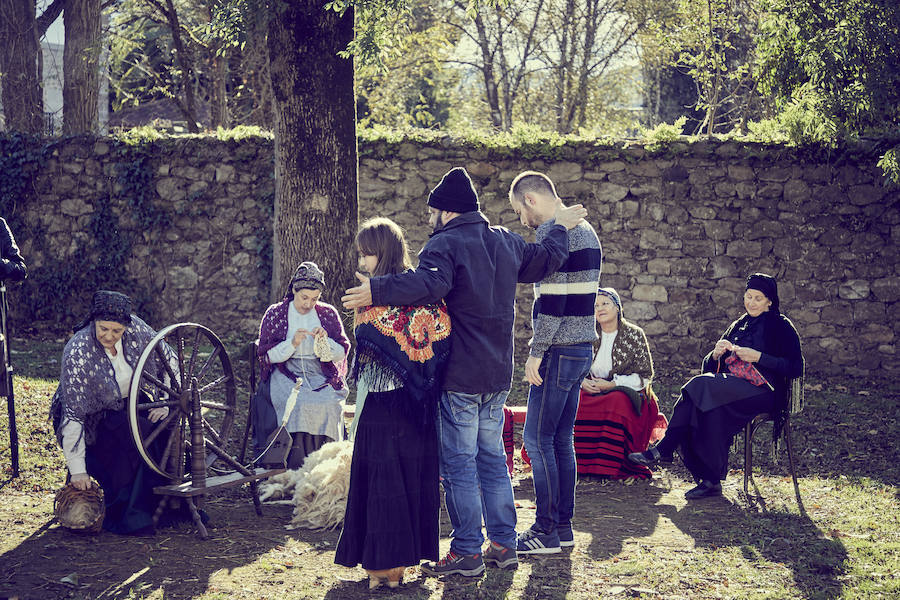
[356,217,412,277]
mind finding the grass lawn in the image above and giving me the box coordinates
[1,334,898,599]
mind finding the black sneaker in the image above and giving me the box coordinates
[516,527,561,554]
[420,551,485,577]
[483,541,518,569]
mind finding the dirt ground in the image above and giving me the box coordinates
[0,455,851,600]
[1,337,896,599]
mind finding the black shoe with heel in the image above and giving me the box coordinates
[684,480,722,500]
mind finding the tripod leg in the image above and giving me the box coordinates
[7,383,19,478]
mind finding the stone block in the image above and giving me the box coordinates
[714,181,736,197]
[758,167,792,182]
[215,164,236,182]
[686,206,716,220]
[703,220,732,240]
[662,164,689,182]
[626,161,660,178]
[547,161,581,182]
[817,227,852,246]
[626,301,658,320]
[156,177,185,201]
[872,277,900,302]
[725,240,762,258]
[664,205,689,225]
[632,284,667,302]
[647,258,670,275]
[848,184,884,206]
[630,182,661,197]
[852,301,886,322]
[615,200,640,218]
[783,179,810,203]
[59,198,93,217]
[169,265,198,289]
[838,279,870,300]
[598,160,626,172]
[595,182,629,204]
[727,165,755,181]
[704,255,737,279]
[758,182,783,198]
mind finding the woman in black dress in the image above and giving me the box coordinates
[629,273,803,499]
[334,218,451,588]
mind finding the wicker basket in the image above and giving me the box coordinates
[54,481,105,533]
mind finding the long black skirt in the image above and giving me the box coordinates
[85,407,167,534]
[334,387,440,570]
[665,373,775,482]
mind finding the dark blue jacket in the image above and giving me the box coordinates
[370,211,568,393]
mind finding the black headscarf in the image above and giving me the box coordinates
[746,273,779,313]
[73,290,133,333]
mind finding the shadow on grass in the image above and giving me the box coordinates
[661,499,847,600]
[0,498,295,600]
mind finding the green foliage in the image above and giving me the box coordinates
[757,0,900,136]
[877,147,900,186]
[746,84,841,144]
[215,125,273,141]
[113,125,166,145]
[640,116,688,144]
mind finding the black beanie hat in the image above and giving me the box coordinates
[427,167,480,213]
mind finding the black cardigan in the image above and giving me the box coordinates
[701,311,803,434]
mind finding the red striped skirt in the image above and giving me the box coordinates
[574,389,668,479]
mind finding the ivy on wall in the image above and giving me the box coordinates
[0,134,169,328]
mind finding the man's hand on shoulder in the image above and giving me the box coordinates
[555,203,587,230]
[341,272,372,309]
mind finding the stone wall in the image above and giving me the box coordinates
[4,134,898,376]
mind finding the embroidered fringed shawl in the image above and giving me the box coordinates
[49,316,171,448]
[350,303,451,417]
[257,299,350,388]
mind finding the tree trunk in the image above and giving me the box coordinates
[0,0,43,133]
[162,0,200,132]
[266,1,358,308]
[209,51,229,129]
[63,0,102,134]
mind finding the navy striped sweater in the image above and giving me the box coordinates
[529,218,602,357]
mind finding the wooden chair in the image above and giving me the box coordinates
[743,358,805,509]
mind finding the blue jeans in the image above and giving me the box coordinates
[438,390,517,555]
[523,343,593,534]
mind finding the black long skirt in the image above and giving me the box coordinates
[84,407,167,534]
[334,387,440,570]
[665,373,775,482]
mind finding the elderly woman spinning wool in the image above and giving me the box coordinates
[254,262,351,468]
[50,291,177,534]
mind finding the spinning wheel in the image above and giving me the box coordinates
[127,323,282,538]
[128,323,238,480]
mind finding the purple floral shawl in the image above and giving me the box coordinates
[257,299,350,389]
[49,316,170,448]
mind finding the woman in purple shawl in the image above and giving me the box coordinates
[255,261,351,468]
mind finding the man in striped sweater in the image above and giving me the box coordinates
[508,171,602,554]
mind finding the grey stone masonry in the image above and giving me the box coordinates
[7,135,898,377]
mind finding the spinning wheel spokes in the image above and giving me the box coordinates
[129,323,237,480]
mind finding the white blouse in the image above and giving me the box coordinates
[61,338,133,476]
[588,330,644,391]
[266,302,347,364]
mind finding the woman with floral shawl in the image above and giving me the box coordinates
[334,218,451,587]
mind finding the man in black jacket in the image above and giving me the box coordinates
[0,218,27,283]
[343,167,586,576]
[1,216,26,476]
